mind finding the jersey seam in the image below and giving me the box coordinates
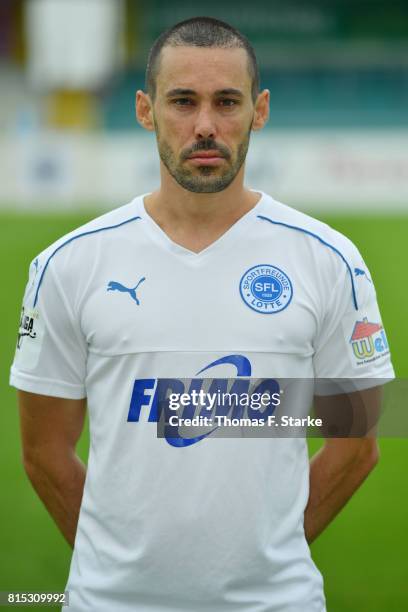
[48,261,88,362]
[257,214,358,310]
[33,214,142,307]
[87,347,315,357]
[313,267,350,350]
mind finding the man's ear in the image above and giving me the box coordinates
[136,90,155,131]
[252,89,270,131]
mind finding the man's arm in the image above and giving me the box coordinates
[18,390,87,549]
[304,386,382,544]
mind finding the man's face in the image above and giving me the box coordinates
[151,46,256,193]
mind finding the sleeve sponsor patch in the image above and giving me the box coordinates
[14,307,45,371]
[342,305,390,368]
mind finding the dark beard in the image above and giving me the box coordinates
[156,132,251,194]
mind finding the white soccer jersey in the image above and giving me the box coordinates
[10,191,394,612]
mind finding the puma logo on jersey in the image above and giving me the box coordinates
[107,277,146,305]
[354,267,372,283]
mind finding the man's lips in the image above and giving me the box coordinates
[187,150,226,166]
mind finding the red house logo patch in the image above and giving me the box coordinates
[350,317,389,364]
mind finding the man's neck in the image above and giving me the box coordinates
[143,166,261,253]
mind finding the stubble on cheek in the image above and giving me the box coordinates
[153,113,253,193]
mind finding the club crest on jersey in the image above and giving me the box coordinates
[239,264,293,314]
[350,317,390,365]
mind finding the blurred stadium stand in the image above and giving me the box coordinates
[0,0,407,209]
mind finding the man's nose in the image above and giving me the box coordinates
[194,105,217,140]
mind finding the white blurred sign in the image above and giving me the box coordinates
[25,0,123,89]
[0,130,407,212]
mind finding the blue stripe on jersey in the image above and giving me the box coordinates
[33,215,141,307]
[257,214,358,310]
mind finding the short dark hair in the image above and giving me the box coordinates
[145,16,260,103]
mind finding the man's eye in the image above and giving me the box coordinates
[219,99,238,107]
[173,98,193,106]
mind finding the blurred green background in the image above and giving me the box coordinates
[1,0,408,610]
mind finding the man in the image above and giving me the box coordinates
[11,17,393,612]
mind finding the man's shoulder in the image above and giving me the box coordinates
[259,193,362,264]
[32,195,144,268]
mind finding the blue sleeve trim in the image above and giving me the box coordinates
[33,215,141,307]
[257,214,358,310]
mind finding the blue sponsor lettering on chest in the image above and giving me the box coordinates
[125,355,280,448]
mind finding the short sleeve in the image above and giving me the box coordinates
[313,249,395,395]
[10,256,87,399]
